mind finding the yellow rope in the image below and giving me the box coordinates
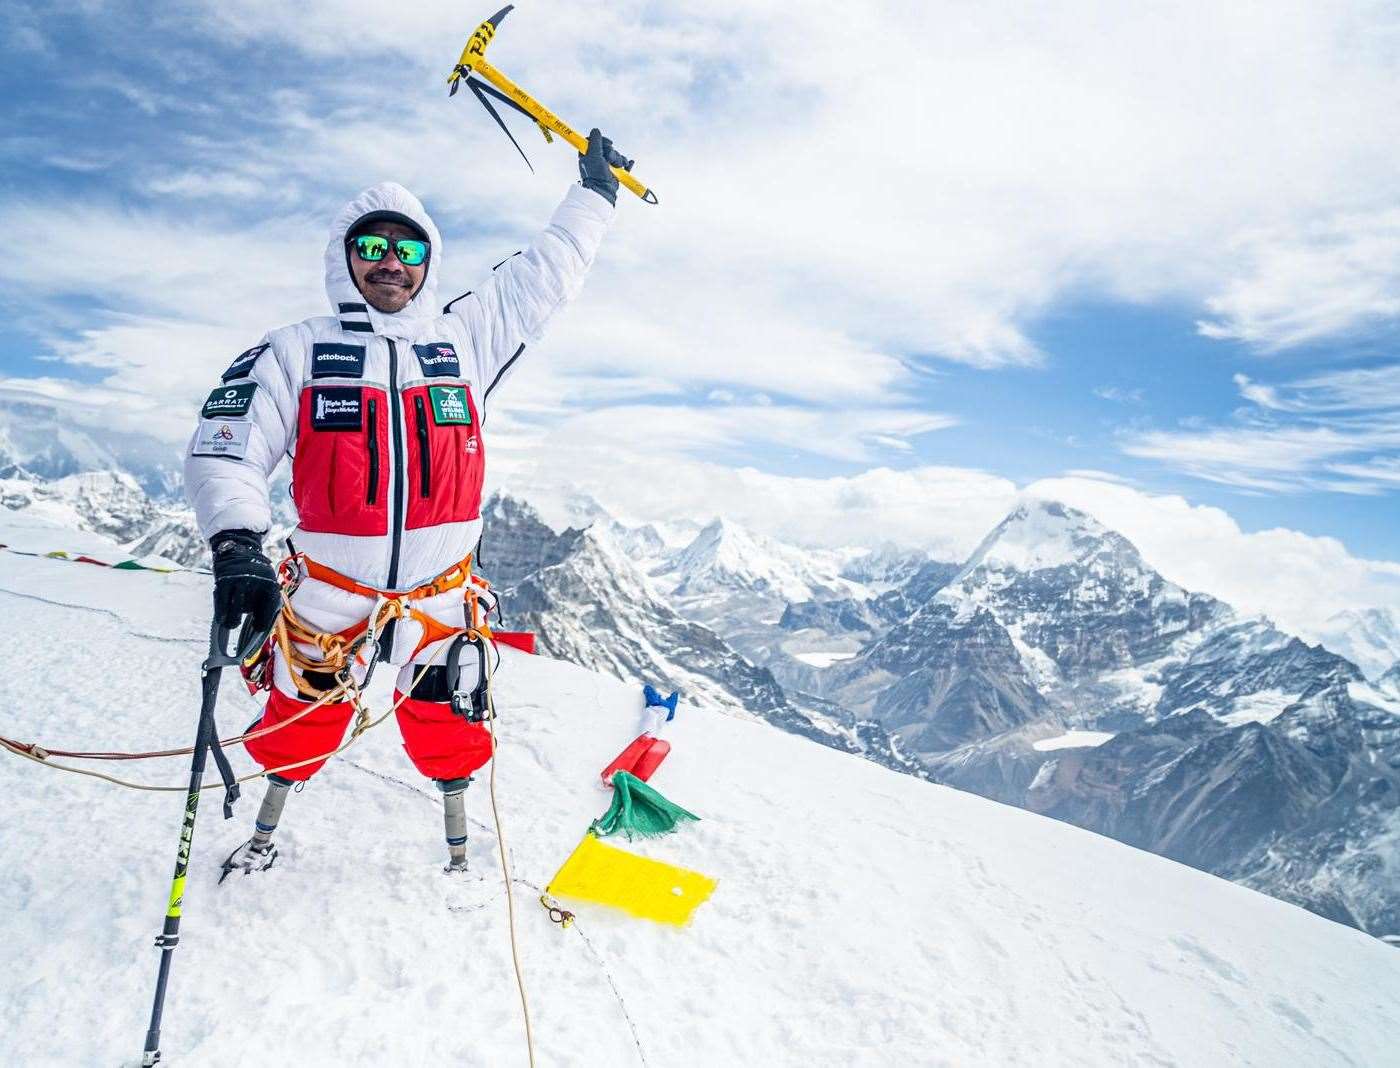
[483,638,537,1068]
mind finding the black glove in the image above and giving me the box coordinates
[210,529,280,633]
[578,128,631,207]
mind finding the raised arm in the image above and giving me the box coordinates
[444,130,617,402]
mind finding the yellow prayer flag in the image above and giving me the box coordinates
[546,832,716,927]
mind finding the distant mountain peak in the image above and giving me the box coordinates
[956,498,1132,576]
[661,516,863,608]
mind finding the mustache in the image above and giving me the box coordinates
[364,269,411,287]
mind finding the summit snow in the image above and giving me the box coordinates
[3,523,1397,1063]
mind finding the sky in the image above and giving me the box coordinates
[2,0,1400,635]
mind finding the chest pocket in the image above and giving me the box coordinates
[292,385,390,536]
[402,383,485,530]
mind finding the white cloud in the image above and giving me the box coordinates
[1123,363,1400,494]
[1199,210,1400,349]
[1094,387,1145,404]
[16,0,1400,406]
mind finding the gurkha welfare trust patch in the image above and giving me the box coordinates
[413,342,460,378]
[221,343,269,382]
[311,342,366,379]
[202,381,258,418]
[191,419,252,459]
[310,386,363,430]
[429,385,471,425]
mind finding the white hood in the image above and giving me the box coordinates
[323,182,444,339]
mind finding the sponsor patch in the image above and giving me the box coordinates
[311,342,366,379]
[310,386,363,431]
[222,343,269,382]
[413,342,460,378]
[191,419,252,459]
[429,385,471,425]
[202,381,257,419]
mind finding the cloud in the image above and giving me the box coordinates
[490,454,1021,564]
[1094,387,1146,404]
[1198,210,1400,349]
[13,0,1400,409]
[1123,363,1400,493]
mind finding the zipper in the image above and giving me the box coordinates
[386,339,405,589]
[414,395,432,497]
[365,398,379,506]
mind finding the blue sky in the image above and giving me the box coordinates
[2,1,1399,629]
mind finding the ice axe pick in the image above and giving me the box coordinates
[447,5,658,204]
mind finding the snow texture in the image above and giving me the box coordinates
[1,506,1398,1066]
[1032,730,1117,752]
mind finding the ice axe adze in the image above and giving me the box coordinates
[447,5,658,204]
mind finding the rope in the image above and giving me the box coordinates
[482,635,537,1068]
[0,651,447,792]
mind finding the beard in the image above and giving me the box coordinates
[359,269,416,312]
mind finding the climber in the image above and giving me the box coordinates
[185,131,623,878]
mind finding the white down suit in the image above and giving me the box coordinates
[183,180,612,781]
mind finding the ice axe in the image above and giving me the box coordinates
[447,5,658,204]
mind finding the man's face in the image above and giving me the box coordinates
[348,221,427,313]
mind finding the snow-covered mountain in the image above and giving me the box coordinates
[1312,606,1400,680]
[655,517,866,622]
[1,470,165,545]
[3,506,1397,1065]
[0,399,183,500]
[821,499,1400,937]
[482,495,919,777]
[1382,660,1400,698]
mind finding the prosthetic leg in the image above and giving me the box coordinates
[438,776,472,873]
[219,774,293,882]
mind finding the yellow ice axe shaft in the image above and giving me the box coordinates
[449,7,656,203]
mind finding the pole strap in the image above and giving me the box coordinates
[206,713,240,819]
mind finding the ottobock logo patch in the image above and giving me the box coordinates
[221,343,269,382]
[202,381,257,419]
[413,342,460,378]
[311,342,366,379]
[429,385,471,425]
[310,386,363,430]
[191,419,252,459]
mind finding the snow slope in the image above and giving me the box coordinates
[1,509,1398,1066]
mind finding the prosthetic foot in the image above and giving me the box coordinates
[219,774,292,883]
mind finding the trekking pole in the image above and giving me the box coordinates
[140,618,259,1066]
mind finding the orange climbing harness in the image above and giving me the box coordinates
[257,552,496,699]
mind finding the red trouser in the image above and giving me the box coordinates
[245,689,494,783]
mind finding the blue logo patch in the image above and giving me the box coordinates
[221,343,269,382]
[413,342,460,378]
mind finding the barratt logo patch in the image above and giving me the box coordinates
[413,342,460,378]
[202,381,257,418]
[310,386,363,431]
[429,385,471,425]
[311,343,366,379]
